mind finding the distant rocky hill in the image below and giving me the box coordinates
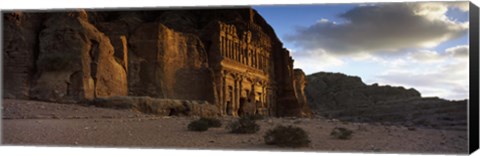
[305,72,467,130]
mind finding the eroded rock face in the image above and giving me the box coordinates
[2,8,311,117]
[95,22,129,71]
[30,11,127,102]
[306,72,467,130]
[128,23,215,103]
[2,12,44,99]
[293,69,312,117]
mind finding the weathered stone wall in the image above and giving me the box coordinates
[293,69,312,117]
[2,8,311,117]
[96,22,129,71]
[271,47,301,117]
[128,23,215,103]
[29,11,127,102]
[2,12,43,99]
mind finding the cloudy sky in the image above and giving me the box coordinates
[254,2,469,100]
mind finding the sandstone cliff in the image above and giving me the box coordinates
[31,11,128,103]
[2,8,311,117]
[292,69,312,117]
[3,12,44,99]
[306,72,467,130]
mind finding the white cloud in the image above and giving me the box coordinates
[292,49,344,74]
[317,18,330,23]
[409,50,443,63]
[286,2,469,55]
[286,2,470,100]
[446,44,469,58]
[372,45,469,100]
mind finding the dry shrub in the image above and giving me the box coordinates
[187,117,223,132]
[199,117,222,128]
[188,119,210,132]
[264,125,310,148]
[227,116,260,134]
[330,127,353,140]
[243,114,264,120]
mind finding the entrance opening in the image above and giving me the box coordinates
[227,86,233,115]
[255,100,260,114]
[238,98,246,115]
[226,101,232,115]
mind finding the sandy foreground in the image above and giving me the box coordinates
[1,99,468,154]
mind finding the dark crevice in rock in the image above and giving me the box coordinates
[89,39,99,97]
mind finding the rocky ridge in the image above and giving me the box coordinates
[305,72,467,130]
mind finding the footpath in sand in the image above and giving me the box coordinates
[1,99,468,154]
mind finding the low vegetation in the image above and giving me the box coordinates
[187,119,210,132]
[227,115,260,134]
[264,125,310,148]
[199,117,222,128]
[187,117,222,132]
[330,127,353,140]
[243,114,264,120]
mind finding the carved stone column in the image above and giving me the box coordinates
[234,42,238,61]
[263,54,267,70]
[227,37,231,58]
[231,39,234,60]
[236,75,244,116]
[237,42,241,62]
[249,50,252,67]
[253,50,256,68]
[220,36,223,56]
[221,71,227,116]
[253,48,256,66]
[233,75,239,116]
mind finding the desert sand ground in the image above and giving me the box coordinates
[1,99,468,154]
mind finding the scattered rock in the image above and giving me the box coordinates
[94,96,220,117]
[369,145,381,152]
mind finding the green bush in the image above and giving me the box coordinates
[227,116,260,134]
[199,117,222,128]
[264,125,310,148]
[330,127,353,140]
